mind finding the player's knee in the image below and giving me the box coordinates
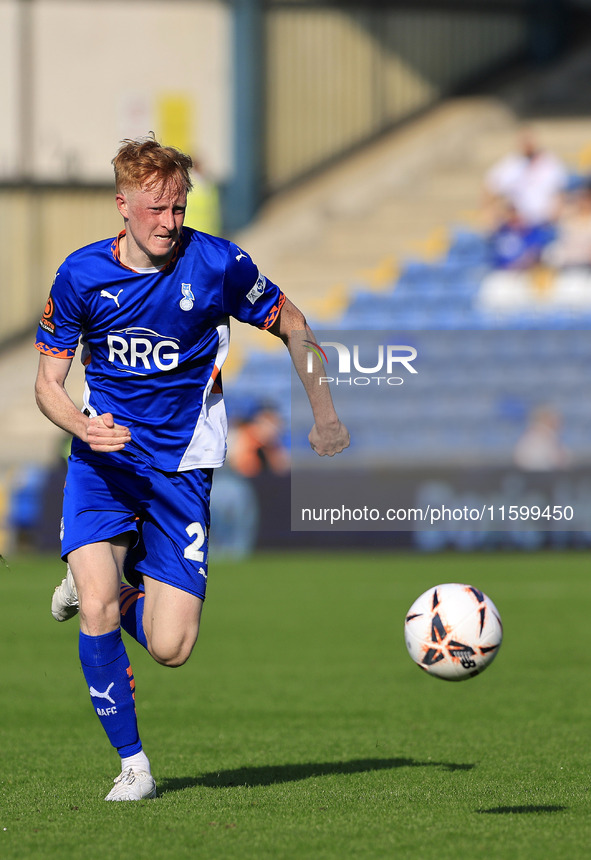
[150,646,192,668]
[79,594,120,635]
[148,631,198,668]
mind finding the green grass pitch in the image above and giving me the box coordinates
[1,549,590,859]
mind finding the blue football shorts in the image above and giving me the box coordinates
[61,446,213,600]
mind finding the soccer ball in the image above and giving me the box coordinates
[404,583,503,681]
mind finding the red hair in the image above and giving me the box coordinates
[112,133,193,197]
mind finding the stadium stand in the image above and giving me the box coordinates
[222,46,591,480]
[227,227,591,469]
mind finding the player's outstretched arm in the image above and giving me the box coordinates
[35,354,131,452]
[268,297,350,457]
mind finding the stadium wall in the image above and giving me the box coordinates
[0,0,232,346]
[0,187,118,346]
[263,1,529,193]
[0,0,232,183]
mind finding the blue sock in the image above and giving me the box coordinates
[119,583,148,650]
[79,628,142,758]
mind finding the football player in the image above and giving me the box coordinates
[34,134,349,801]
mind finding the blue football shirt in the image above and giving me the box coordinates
[36,228,285,472]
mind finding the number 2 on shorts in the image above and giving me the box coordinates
[183,521,206,562]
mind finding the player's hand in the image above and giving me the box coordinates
[85,412,132,452]
[309,420,350,457]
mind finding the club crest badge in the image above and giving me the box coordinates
[180,283,195,311]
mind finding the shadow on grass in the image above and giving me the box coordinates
[477,805,567,815]
[159,757,476,794]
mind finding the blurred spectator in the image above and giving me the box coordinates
[543,182,591,270]
[488,201,555,270]
[8,463,48,550]
[184,157,222,236]
[513,405,571,471]
[227,405,290,478]
[209,468,259,559]
[208,405,290,558]
[37,435,71,551]
[484,130,568,228]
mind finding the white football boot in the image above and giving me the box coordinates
[104,767,157,801]
[51,566,79,622]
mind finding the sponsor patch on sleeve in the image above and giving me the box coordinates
[39,294,56,336]
[246,273,267,305]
